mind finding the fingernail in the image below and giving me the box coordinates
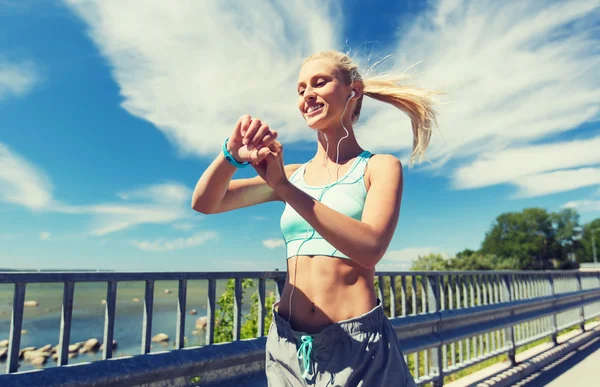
[247,144,254,150]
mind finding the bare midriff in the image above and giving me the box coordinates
[276,254,377,334]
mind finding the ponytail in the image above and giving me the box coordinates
[303,50,440,167]
[361,77,439,167]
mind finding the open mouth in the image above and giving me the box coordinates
[305,103,324,117]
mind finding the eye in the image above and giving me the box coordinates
[298,89,305,96]
[315,79,326,87]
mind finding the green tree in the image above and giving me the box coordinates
[481,208,563,269]
[241,290,276,338]
[411,253,450,271]
[213,278,277,343]
[551,208,582,260]
[575,218,600,263]
[449,252,495,271]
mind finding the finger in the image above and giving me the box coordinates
[231,115,248,142]
[259,130,278,149]
[243,118,262,146]
[268,141,281,152]
[251,123,271,149]
[248,147,269,163]
[240,115,252,137]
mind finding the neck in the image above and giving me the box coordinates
[314,121,363,165]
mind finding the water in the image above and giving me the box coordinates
[0,279,277,374]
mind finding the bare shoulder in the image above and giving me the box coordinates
[284,163,303,178]
[365,154,403,188]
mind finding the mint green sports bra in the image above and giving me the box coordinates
[279,150,373,260]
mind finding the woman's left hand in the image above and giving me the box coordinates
[253,141,288,189]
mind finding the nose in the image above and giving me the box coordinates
[303,88,316,102]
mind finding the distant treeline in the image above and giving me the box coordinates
[412,207,600,271]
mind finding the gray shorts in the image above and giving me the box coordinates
[265,300,416,386]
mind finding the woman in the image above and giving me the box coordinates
[192,50,438,386]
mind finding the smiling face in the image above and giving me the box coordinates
[296,58,353,131]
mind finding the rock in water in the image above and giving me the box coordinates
[152,333,169,343]
[83,338,100,352]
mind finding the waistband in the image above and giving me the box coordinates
[271,299,386,349]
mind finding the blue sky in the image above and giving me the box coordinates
[1,0,599,271]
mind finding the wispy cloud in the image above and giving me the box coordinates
[377,246,455,271]
[453,135,600,197]
[0,142,53,210]
[63,0,341,156]
[172,222,194,232]
[1,142,193,235]
[0,60,39,100]
[262,239,285,249]
[39,232,51,240]
[54,183,193,236]
[64,0,600,200]
[357,0,600,196]
[132,231,218,252]
[563,199,600,213]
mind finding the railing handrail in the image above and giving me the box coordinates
[0,269,595,283]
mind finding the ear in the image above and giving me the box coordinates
[350,81,363,99]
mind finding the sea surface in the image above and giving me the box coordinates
[0,279,277,374]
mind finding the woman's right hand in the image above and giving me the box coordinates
[227,115,278,164]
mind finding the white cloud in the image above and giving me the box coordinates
[382,246,454,263]
[0,60,39,100]
[0,142,53,210]
[512,167,600,198]
[63,0,600,200]
[132,231,218,252]
[54,183,193,236]
[563,199,600,213]
[172,222,194,231]
[63,0,341,156]
[39,232,51,240]
[0,142,193,235]
[452,136,600,191]
[262,239,285,249]
[357,0,600,194]
[377,246,454,271]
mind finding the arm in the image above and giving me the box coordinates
[273,154,403,269]
[191,152,301,214]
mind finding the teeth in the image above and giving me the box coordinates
[307,104,323,113]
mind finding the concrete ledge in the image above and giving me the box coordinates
[0,338,268,387]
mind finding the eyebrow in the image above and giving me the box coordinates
[297,73,331,89]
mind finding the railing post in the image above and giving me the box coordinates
[206,278,216,345]
[58,282,75,365]
[176,279,188,349]
[548,275,558,345]
[274,277,285,302]
[233,278,242,341]
[378,276,385,312]
[102,281,118,360]
[576,273,585,332]
[390,275,397,318]
[257,278,266,337]
[501,274,516,366]
[7,283,26,374]
[141,280,154,353]
[427,275,444,387]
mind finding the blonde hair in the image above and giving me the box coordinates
[302,50,440,166]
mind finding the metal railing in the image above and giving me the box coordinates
[0,270,599,387]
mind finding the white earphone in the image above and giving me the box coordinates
[349,90,355,99]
